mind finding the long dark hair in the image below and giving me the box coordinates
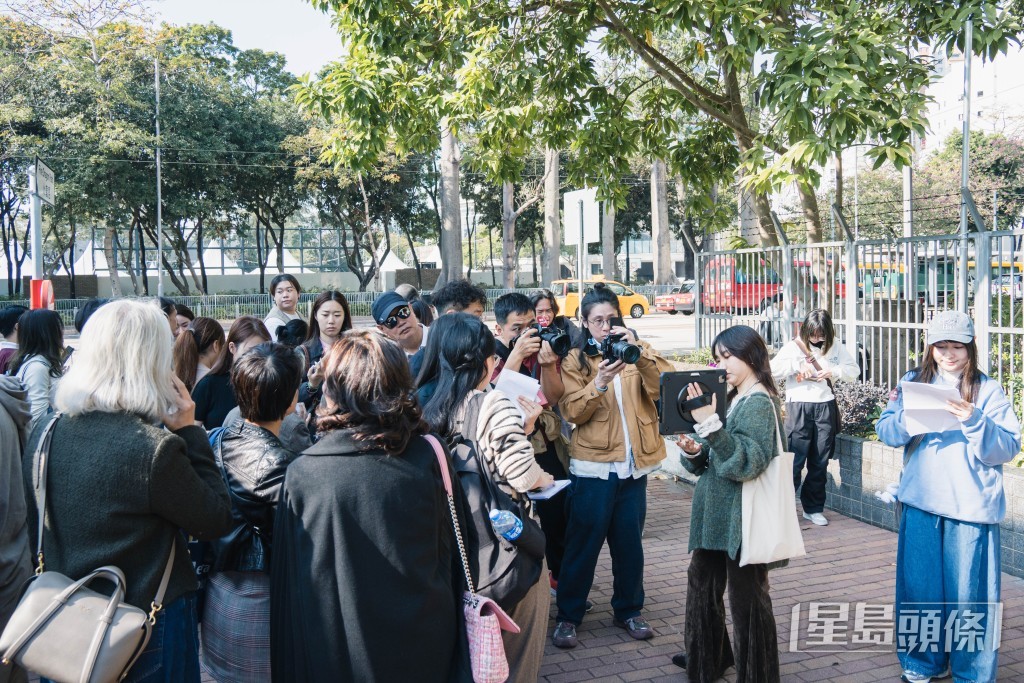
[800,308,835,354]
[318,330,426,453]
[208,316,271,376]
[305,290,353,342]
[572,283,619,377]
[414,310,457,389]
[912,340,981,403]
[10,309,64,378]
[711,325,778,401]
[421,313,495,438]
[173,317,224,391]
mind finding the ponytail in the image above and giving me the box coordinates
[173,317,224,391]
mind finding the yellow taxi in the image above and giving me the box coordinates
[549,277,649,319]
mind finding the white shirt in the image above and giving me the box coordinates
[770,340,860,403]
[570,374,659,480]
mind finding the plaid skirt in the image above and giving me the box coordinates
[200,570,271,683]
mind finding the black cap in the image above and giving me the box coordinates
[372,291,407,324]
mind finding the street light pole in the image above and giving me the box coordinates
[154,50,164,298]
[958,17,974,313]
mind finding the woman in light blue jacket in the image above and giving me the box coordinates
[876,310,1021,683]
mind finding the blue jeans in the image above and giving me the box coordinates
[41,593,200,683]
[555,473,647,625]
[896,505,1001,683]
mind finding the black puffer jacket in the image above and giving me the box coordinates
[211,421,296,573]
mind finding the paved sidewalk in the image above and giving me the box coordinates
[540,476,1024,682]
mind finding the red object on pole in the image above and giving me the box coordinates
[30,279,54,310]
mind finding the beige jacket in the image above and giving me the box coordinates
[558,340,673,469]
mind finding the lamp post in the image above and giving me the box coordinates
[154,45,164,298]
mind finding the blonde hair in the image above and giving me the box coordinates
[56,299,178,420]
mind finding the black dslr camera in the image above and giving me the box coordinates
[600,333,641,365]
[531,324,571,357]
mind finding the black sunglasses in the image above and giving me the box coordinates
[382,306,412,329]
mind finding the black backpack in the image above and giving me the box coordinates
[451,392,546,611]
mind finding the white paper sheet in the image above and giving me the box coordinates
[494,370,542,419]
[527,479,571,500]
[901,381,962,437]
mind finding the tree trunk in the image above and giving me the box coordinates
[531,234,538,285]
[602,201,617,279]
[135,217,150,295]
[402,225,423,289]
[488,225,496,286]
[651,159,673,284]
[542,147,560,286]
[501,181,516,289]
[438,120,463,287]
[196,217,208,294]
[103,225,122,297]
[796,173,828,310]
[834,152,843,213]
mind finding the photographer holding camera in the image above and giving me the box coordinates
[552,283,673,649]
[493,293,574,593]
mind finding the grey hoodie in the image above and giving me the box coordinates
[0,375,32,665]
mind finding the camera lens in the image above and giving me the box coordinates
[613,340,642,364]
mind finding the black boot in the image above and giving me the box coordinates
[671,653,687,669]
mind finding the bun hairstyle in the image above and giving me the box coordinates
[173,317,225,391]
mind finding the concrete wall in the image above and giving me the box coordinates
[661,434,1024,579]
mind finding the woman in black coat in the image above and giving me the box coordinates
[271,329,470,682]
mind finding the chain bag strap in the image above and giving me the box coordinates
[424,434,520,683]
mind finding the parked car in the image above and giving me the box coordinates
[992,274,1024,300]
[654,281,694,314]
[673,282,696,315]
[550,277,650,319]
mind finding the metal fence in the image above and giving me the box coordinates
[694,221,1024,414]
[3,283,679,329]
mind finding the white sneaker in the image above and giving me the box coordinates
[803,512,828,526]
[900,668,951,683]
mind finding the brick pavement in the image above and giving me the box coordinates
[539,476,1024,682]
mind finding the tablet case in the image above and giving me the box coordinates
[659,369,728,435]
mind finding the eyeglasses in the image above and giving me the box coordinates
[586,318,614,329]
[381,306,412,329]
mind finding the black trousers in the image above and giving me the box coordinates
[684,549,780,683]
[786,400,838,514]
[533,441,568,580]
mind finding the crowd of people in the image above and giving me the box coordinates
[0,277,1019,683]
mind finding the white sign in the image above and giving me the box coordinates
[563,188,599,245]
[33,157,55,207]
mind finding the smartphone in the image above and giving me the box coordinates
[610,316,625,328]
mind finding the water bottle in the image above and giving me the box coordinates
[489,509,523,542]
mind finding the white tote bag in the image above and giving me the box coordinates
[739,401,806,567]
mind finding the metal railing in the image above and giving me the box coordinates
[694,213,1024,415]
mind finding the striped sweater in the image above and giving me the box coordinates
[455,389,544,503]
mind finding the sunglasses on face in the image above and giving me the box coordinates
[382,306,412,329]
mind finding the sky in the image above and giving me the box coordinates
[155,0,341,77]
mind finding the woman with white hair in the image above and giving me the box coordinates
[21,299,233,683]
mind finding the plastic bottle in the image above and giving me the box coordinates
[489,509,523,542]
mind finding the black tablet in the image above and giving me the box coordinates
[659,369,728,435]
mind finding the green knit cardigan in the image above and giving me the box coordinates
[680,391,787,564]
